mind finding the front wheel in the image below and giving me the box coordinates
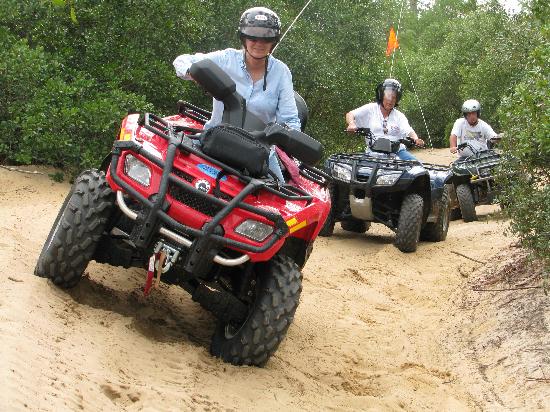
[210,255,302,367]
[456,183,477,222]
[420,185,451,242]
[34,169,115,288]
[394,193,424,253]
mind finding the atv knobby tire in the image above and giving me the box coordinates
[340,218,370,233]
[450,207,462,221]
[420,185,450,242]
[318,183,335,237]
[210,254,302,367]
[318,208,335,237]
[456,183,477,222]
[34,169,115,288]
[394,193,424,253]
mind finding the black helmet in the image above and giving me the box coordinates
[376,78,403,105]
[238,7,281,42]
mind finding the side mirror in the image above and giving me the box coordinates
[189,59,265,130]
[188,59,236,101]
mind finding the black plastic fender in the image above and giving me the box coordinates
[429,169,452,207]
[99,153,112,173]
[402,166,431,200]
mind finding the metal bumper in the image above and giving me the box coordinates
[116,191,249,267]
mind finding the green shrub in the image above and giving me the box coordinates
[0,34,58,161]
[498,5,549,275]
[0,33,152,175]
[18,75,152,174]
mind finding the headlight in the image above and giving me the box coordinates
[375,172,402,185]
[124,154,151,187]
[332,164,352,182]
[235,220,274,242]
[357,166,373,175]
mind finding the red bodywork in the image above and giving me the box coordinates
[106,113,331,262]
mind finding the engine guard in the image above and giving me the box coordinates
[349,194,374,221]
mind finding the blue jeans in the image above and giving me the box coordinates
[268,147,285,183]
[397,149,419,161]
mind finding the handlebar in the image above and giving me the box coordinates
[344,127,373,136]
[346,128,423,148]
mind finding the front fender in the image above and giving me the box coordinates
[99,153,112,173]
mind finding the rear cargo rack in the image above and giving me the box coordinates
[422,162,451,172]
[177,100,212,125]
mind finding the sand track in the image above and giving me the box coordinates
[1,150,547,411]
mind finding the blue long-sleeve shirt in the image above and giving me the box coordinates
[173,48,300,130]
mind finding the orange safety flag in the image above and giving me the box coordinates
[385,27,399,57]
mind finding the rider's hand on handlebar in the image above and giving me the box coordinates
[450,146,458,154]
[185,68,198,84]
[346,122,358,133]
[414,138,425,147]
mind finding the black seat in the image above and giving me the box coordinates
[294,91,309,132]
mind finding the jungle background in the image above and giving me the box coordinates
[0,0,548,269]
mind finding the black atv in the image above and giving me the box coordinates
[449,140,501,222]
[320,129,452,252]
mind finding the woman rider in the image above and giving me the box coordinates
[173,7,301,182]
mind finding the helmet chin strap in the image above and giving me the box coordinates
[243,48,271,91]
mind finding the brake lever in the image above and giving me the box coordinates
[400,138,424,149]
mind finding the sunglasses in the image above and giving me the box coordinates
[383,119,388,134]
[245,37,276,44]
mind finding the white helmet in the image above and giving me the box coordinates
[462,99,481,116]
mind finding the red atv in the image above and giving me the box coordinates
[35,60,331,366]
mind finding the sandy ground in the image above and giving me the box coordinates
[1,149,548,411]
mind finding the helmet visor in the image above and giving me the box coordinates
[240,26,279,39]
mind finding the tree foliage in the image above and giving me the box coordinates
[497,0,550,273]
[394,0,533,146]
[1,0,537,165]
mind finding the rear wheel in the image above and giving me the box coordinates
[34,169,115,288]
[210,254,302,367]
[420,185,451,242]
[395,193,424,253]
[456,183,477,222]
[450,207,462,221]
[340,218,370,233]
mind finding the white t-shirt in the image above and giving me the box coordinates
[451,118,497,150]
[351,103,413,149]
